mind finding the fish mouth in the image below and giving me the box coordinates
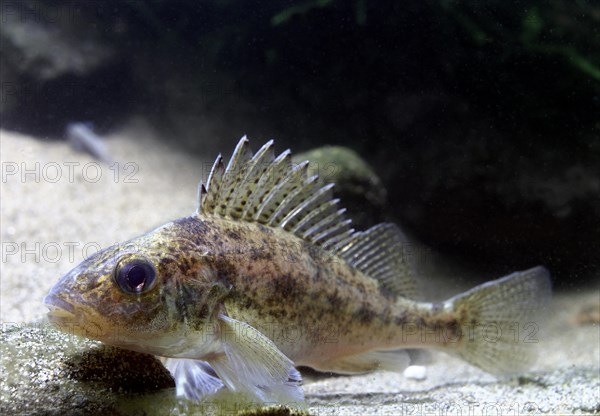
[43,294,76,319]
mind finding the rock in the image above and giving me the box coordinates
[403,365,427,381]
[293,146,387,230]
[0,321,173,415]
[0,322,311,416]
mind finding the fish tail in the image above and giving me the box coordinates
[445,266,551,375]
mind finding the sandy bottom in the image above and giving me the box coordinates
[1,122,598,414]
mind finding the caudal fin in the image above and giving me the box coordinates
[446,266,552,375]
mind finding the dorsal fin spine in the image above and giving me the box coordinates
[322,210,351,239]
[206,154,223,190]
[196,183,209,214]
[303,208,347,240]
[321,228,354,250]
[311,218,352,244]
[228,140,275,218]
[267,162,312,226]
[291,198,339,234]
[202,155,224,213]
[330,233,359,253]
[256,160,307,223]
[249,151,292,221]
[279,178,329,229]
[241,148,288,220]
[223,136,250,177]
[217,138,252,216]
[277,176,321,228]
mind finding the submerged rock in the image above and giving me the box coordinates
[0,322,310,416]
[0,321,172,415]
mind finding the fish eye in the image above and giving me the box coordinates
[115,257,157,294]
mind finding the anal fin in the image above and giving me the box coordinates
[312,349,410,374]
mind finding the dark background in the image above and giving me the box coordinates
[2,0,598,287]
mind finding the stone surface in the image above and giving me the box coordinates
[0,321,173,415]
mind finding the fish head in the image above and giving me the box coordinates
[44,222,225,356]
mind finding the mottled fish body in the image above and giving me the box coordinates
[44,138,551,404]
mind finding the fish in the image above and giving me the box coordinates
[44,137,552,405]
[66,122,115,166]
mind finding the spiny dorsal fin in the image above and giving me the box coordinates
[198,137,418,299]
[200,137,348,248]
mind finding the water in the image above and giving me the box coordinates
[1,1,598,414]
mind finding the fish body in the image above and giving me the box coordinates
[66,122,114,165]
[44,138,551,404]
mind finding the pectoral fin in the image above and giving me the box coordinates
[163,358,223,401]
[207,314,304,405]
